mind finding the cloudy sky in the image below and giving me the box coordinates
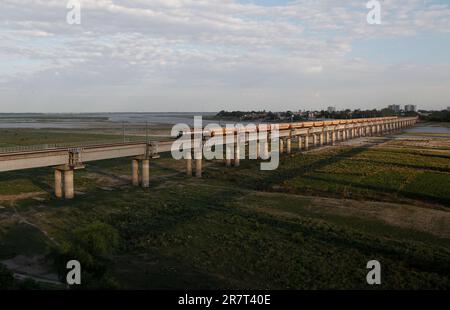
[1,0,450,112]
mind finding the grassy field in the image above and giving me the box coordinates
[0,126,450,289]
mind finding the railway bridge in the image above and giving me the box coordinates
[0,116,418,199]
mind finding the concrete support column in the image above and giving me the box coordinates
[64,169,74,199]
[286,138,292,154]
[186,150,192,176]
[312,134,317,146]
[331,131,336,145]
[234,140,240,167]
[297,136,302,151]
[54,169,63,199]
[195,143,202,178]
[132,159,139,186]
[320,133,324,146]
[195,158,202,178]
[141,159,150,188]
[279,138,284,154]
[225,145,232,167]
[304,134,309,151]
[261,133,269,159]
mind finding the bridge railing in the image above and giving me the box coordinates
[0,138,149,154]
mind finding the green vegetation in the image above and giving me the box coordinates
[421,110,450,122]
[0,127,449,289]
[51,222,120,289]
[0,129,123,148]
[207,145,450,206]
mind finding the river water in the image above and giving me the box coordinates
[0,113,218,129]
[404,125,450,134]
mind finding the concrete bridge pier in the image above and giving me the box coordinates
[141,159,150,188]
[186,150,192,176]
[304,134,309,151]
[54,166,76,199]
[132,159,139,185]
[131,158,150,187]
[319,132,324,146]
[54,169,63,199]
[286,137,292,154]
[279,138,285,154]
[64,169,74,199]
[234,140,241,167]
[297,136,302,151]
[331,131,336,145]
[195,157,202,177]
[195,143,202,178]
[261,133,269,159]
[225,145,232,167]
[312,134,317,147]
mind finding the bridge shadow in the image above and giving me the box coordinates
[253,138,390,191]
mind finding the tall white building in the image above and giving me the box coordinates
[388,105,400,112]
[327,106,336,113]
[404,105,417,112]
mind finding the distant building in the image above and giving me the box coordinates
[327,106,336,113]
[388,105,400,113]
[308,111,316,119]
[404,105,417,112]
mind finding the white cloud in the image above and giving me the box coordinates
[0,0,449,111]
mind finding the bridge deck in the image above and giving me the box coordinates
[0,117,416,173]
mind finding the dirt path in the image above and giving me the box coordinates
[0,191,46,202]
